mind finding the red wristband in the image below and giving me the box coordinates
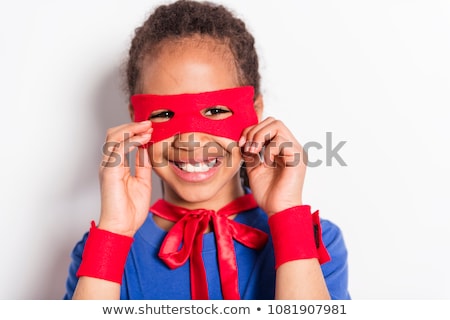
[76,221,134,284]
[268,206,331,269]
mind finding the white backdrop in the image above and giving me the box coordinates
[1,0,449,299]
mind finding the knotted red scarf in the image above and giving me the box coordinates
[150,193,268,300]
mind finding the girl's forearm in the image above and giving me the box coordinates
[275,259,331,300]
[72,277,121,300]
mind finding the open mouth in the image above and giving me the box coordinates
[173,158,219,173]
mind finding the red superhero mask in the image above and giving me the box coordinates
[131,86,258,144]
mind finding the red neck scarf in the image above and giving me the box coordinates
[150,193,268,300]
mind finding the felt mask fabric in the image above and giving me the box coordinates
[131,86,258,143]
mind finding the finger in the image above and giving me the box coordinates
[241,149,262,174]
[101,130,153,168]
[263,135,303,167]
[239,117,274,153]
[239,116,276,146]
[105,121,152,143]
[242,118,288,155]
[135,146,152,183]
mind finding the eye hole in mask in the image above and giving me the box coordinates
[202,106,233,120]
[149,110,175,122]
[149,106,233,123]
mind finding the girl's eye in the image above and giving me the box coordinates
[203,106,232,119]
[149,110,174,122]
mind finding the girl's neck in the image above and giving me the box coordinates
[162,179,246,211]
[153,175,246,232]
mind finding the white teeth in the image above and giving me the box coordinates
[207,158,217,167]
[177,159,217,173]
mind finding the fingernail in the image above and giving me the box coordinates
[249,141,258,153]
[244,141,252,152]
[238,136,245,147]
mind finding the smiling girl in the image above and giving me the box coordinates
[64,0,350,300]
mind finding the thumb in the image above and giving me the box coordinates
[135,147,152,183]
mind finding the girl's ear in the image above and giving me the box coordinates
[254,94,264,122]
[128,103,135,121]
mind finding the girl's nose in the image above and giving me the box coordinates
[172,132,210,150]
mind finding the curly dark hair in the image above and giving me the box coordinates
[125,0,260,98]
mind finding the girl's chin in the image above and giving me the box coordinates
[163,176,243,207]
[167,185,223,205]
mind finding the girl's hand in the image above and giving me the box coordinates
[97,121,153,236]
[239,117,307,216]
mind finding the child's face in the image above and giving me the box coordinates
[139,37,252,207]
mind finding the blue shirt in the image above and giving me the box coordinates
[64,206,350,299]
